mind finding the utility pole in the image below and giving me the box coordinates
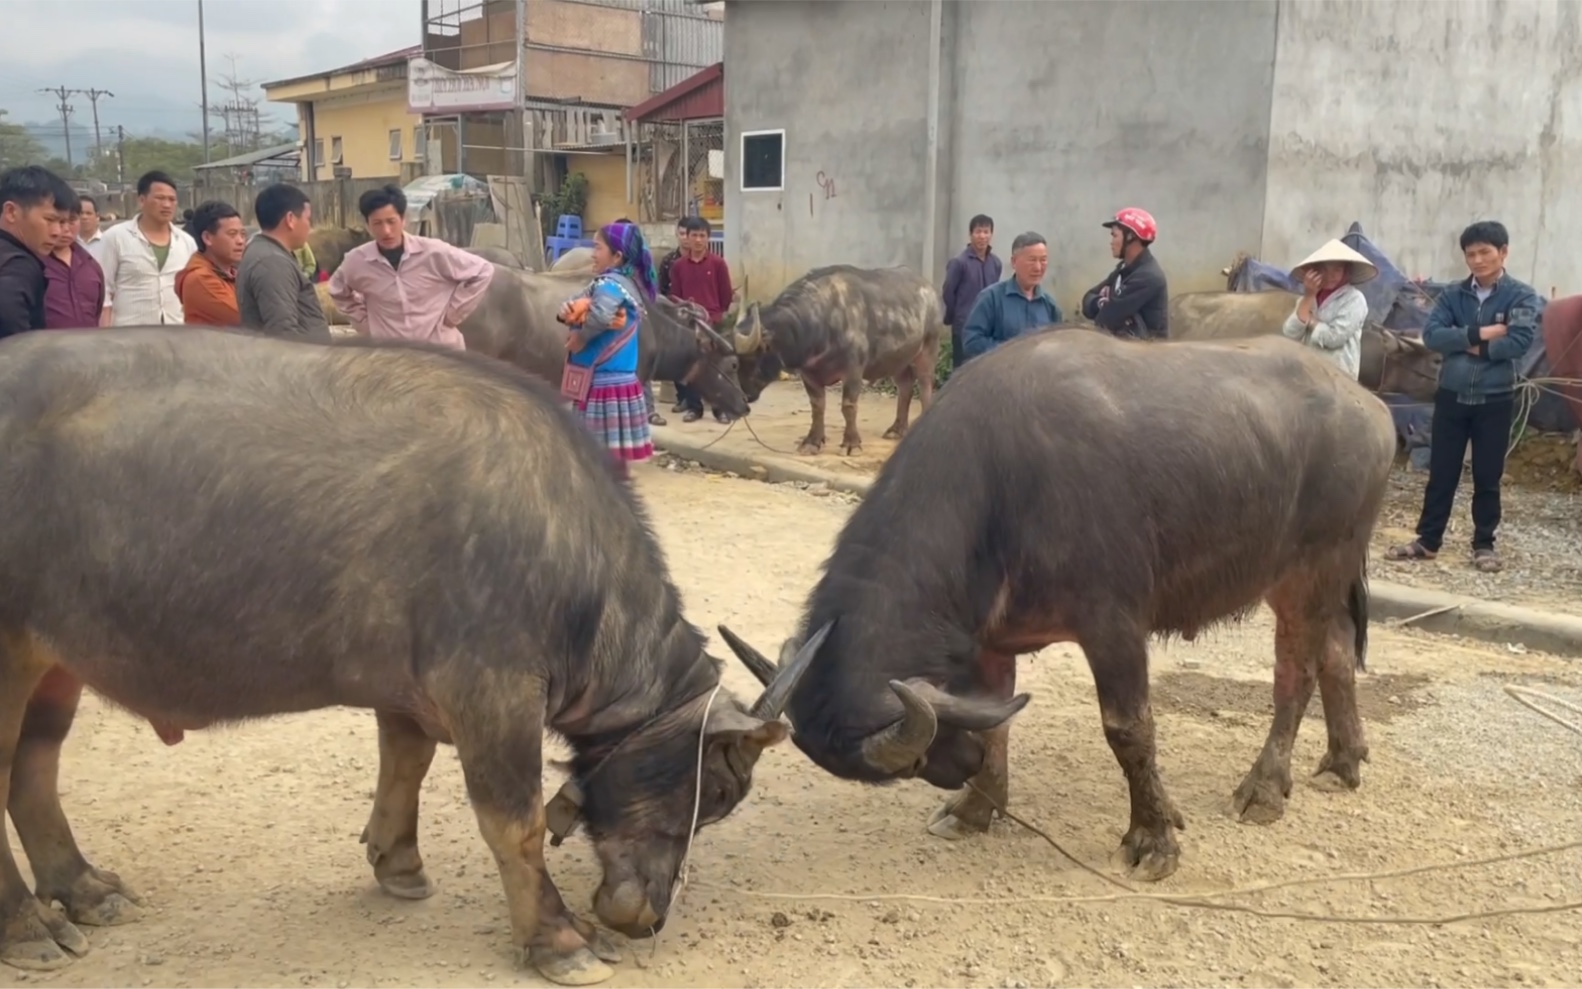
[198,0,211,163]
[37,86,75,168]
[115,125,126,185]
[80,88,114,158]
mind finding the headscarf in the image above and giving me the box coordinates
[597,221,657,302]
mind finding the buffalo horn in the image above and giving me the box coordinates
[749,619,834,720]
[859,679,938,774]
[734,308,764,354]
[717,624,776,686]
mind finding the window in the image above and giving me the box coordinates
[330,136,344,164]
[740,129,784,192]
[413,125,425,161]
[312,138,324,174]
[388,129,403,160]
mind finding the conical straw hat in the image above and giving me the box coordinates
[1291,239,1378,285]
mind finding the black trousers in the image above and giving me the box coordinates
[1414,389,1514,552]
[949,325,966,374]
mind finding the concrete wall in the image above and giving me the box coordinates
[948,0,1278,308]
[1262,0,1582,293]
[303,88,424,182]
[724,0,936,297]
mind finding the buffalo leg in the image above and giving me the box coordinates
[360,711,438,900]
[1232,575,1324,824]
[0,634,91,971]
[928,651,1015,840]
[838,376,865,456]
[1312,592,1369,789]
[10,667,142,930]
[451,682,616,987]
[885,343,938,441]
[1082,623,1184,882]
[883,366,916,441]
[796,375,828,455]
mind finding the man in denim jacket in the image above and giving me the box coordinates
[1388,221,1541,573]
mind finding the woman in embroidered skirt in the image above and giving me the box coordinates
[557,221,656,477]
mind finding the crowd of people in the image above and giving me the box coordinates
[0,159,1548,570]
[0,162,664,477]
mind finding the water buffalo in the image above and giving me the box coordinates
[733,265,943,455]
[467,245,527,268]
[306,226,372,275]
[321,264,747,418]
[0,327,808,984]
[720,328,1397,882]
[551,246,596,274]
[1169,290,1442,401]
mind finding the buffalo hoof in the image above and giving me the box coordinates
[528,944,615,986]
[1310,743,1369,792]
[377,870,434,900]
[57,867,143,927]
[881,424,906,441]
[795,436,826,456]
[1112,824,1181,883]
[926,793,995,841]
[840,439,864,457]
[0,896,89,971]
[1231,764,1291,825]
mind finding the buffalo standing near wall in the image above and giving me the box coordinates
[732,265,944,456]
[722,328,1398,881]
[0,328,807,985]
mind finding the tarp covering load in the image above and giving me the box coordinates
[1226,222,1574,465]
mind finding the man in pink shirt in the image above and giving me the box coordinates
[328,184,494,349]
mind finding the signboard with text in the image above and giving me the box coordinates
[407,57,518,115]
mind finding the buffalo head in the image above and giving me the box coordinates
[573,625,830,939]
[715,623,1029,788]
[1364,327,1441,402]
[655,297,749,418]
[731,302,784,403]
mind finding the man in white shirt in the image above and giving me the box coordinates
[77,194,105,263]
[98,170,197,326]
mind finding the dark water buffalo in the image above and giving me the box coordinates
[720,328,1397,881]
[0,328,808,984]
[733,265,944,455]
[306,226,372,275]
[1169,290,1442,401]
[322,264,747,417]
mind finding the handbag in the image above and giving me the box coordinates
[560,297,638,404]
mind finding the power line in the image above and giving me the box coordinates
[79,88,114,156]
[35,85,75,168]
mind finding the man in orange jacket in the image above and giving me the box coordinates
[176,200,247,326]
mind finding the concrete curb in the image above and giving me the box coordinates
[654,431,1582,659]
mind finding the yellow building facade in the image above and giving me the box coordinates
[263,46,426,184]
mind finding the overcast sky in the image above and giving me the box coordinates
[2,0,422,141]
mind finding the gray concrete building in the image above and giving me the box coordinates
[723,0,1582,308]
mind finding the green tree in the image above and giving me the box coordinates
[0,110,49,171]
[81,137,209,186]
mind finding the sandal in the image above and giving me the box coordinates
[1385,540,1437,562]
[1472,548,1504,573]
[648,412,667,427]
[681,410,703,423]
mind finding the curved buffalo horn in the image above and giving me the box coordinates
[717,624,776,687]
[859,679,939,774]
[734,306,764,354]
[749,619,834,720]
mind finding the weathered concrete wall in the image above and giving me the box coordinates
[1262,0,1582,294]
[946,0,1278,310]
[723,0,935,298]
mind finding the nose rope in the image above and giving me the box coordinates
[645,681,723,952]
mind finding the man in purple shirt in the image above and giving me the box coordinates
[41,196,106,330]
[940,214,1001,376]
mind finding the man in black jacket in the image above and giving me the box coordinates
[0,165,77,338]
[1081,207,1170,340]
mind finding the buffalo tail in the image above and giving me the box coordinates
[1347,564,1369,673]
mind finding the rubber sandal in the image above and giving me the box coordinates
[1472,549,1504,573]
[1385,541,1437,561]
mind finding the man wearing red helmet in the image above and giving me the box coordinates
[1081,207,1169,340]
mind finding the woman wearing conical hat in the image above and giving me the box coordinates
[1279,239,1378,379]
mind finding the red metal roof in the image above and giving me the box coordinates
[624,63,724,124]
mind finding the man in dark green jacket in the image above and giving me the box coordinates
[961,231,1061,361]
[1388,220,1542,573]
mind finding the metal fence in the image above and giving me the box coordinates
[636,117,724,223]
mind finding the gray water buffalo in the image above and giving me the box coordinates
[1169,290,1441,401]
[720,328,1396,882]
[551,246,596,274]
[306,226,372,275]
[733,265,944,455]
[467,245,527,268]
[0,327,807,984]
[322,264,748,418]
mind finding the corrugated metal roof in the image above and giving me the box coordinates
[625,62,723,123]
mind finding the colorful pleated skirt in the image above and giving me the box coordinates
[573,369,653,464]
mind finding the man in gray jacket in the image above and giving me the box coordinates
[236,183,330,341]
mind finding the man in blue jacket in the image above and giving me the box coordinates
[941,214,1001,374]
[961,231,1061,362]
[1388,220,1541,573]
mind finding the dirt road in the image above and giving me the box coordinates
[14,465,1582,988]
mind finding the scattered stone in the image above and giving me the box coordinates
[769,911,792,928]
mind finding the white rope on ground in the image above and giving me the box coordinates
[688,682,1582,927]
